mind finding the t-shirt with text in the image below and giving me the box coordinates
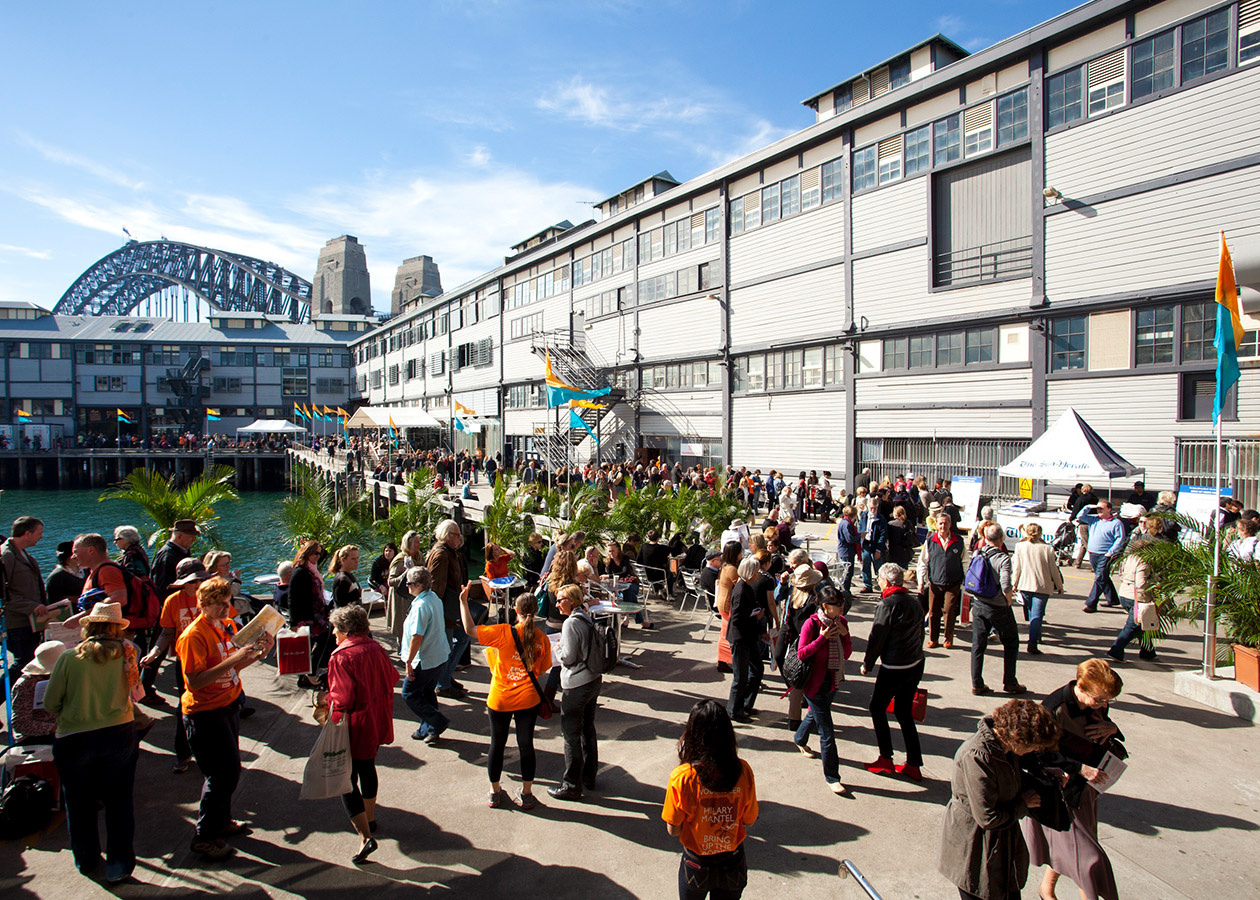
[662,759,759,856]
[475,622,552,712]
[176,614,241,714]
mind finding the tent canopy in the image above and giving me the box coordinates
[236,419,307,434]
[998,408,1144,481]
[344,406,442,430]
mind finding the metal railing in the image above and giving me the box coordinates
[838,859,885,899]
[859,437,1030,501]
[934,235,1032,287]
[1176,437,1260,510]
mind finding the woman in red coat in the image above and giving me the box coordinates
[321,604,399,864]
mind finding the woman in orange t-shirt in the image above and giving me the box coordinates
[662,699,759,900]
[459,584,551,811]
[177,577,273,861]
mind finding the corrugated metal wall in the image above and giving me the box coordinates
[851,178,927,252]
[933,148,1033,257]
[638,302,724,361]
[728,265,845,347]
[729,202,846,284]
[729,391,848,476]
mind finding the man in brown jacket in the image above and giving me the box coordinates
[2,516,48,672]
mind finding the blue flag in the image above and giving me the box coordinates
[570,408,600,446]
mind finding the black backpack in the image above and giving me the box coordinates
[0,776,54,839]
[582,614,618,675]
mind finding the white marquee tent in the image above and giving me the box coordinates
[998,407,1144,482]
[343,407,443,430]
[236,419,307,434]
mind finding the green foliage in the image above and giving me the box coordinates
[99,464,239,547]
[279,467,374,554]
[373,468,447,551]
[694,474,752,543]
[478,473,535,558]
[605,478,668,538]
[1129,512,1260,657]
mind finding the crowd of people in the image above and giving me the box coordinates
[2,468,1249,899]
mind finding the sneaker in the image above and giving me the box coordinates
[138,691,167,708]
[1138,648,1158,661]
[731,712,752,724]
[1082,605,1097,613]
[972,683,992,696]
[796,742,819,759]
[105,862,134,884]
[864,756,895,774]
[410,728,426,741]
[190,837,234,859]
[220,821,253,836]
[1003,683,1028,695]
[829,781,847,795]
[487,789,510,809]
[172,757,192,774]
[517,791,536,811]
[423,730,444,745]
[437,685,467,699]
[896,763,923,782]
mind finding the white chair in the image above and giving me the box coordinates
[630,560,667,601]
[702,589,719,639]
[679,569,702,614]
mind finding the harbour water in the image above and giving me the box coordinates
[0,489,313,585]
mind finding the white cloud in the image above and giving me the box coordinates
[17,132,146,190]
[537,76,710,131]
[467,145,492,167]
[0,243,52,260]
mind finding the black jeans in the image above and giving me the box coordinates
[869,660,924,766]
[342,756,378,818]
[727,642,763,719]
[560,678,601,789]
[53,722,138,875]
[487,705,540,783]
[7,625,41,674]
[970,599,1020,688]
[184,697,242,839]
[679,845,747,900]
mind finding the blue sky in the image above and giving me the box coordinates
[0,0,1066,313]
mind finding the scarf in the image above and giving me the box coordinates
[816,611,842,673]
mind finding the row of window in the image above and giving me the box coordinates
[509,311,545,339]
[733,345,844,393]
[582,289,621,320]
[641,360,724,392]
[506,383,546,409]
[832,55,913,114]
[1047,3,1258,128]
[854,88,1029,193]
[730,162,838,236]
[637,263,716,305]
[572,239,635,291]
[882,328,996,371]
[507,265,572,310]
[1049,301,1260,371]
[637,209,721,265]
[65,344,347,368]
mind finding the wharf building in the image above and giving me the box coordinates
[349,0,1260,503]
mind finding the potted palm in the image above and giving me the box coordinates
[100,464,239,547]
[1132,515,1260,690]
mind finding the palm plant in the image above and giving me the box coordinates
[100,464,239,547]
[695,475,753,544]
[373,468,447,550]
[1129,512,1260,661]
[279,467,374,553]
[480,473,535,556]
[605,478,669,538]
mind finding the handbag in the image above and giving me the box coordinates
[510,625,553,720]
[1020,758,1072,832]
[886,687,928,723]
[299,717,352,800]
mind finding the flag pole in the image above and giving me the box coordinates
[1207,418,1222,679]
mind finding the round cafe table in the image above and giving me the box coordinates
[486,575,523,623]
[587,598,645,669]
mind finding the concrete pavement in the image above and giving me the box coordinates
[3,540,1258,899]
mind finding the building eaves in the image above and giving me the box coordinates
[799,34,971,108]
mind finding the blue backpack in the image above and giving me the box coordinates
[964,550,1000,599]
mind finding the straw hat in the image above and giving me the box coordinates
[171,558,210,588]
[729,518,745,529]
[790,563,822,589]
[81,601,129,628]
[22,640,67,676]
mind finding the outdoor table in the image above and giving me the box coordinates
[588,597,645,669]
[254,573,280,586]
[486,575,522,624]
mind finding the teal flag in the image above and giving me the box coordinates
[570,408,600,445]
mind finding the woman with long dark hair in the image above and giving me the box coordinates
[288,540,330,688]
[663,699,759,900]
[460,584,552,810]
[328,545,363,609]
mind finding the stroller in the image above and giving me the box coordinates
[1050,520,1078,567]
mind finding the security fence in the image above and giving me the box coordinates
[858,437,1031,501]
[1176,437,1260,511]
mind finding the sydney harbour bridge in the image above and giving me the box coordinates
[53,239,313,322]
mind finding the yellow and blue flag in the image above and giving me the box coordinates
[206,408,221,422]
[1215,232,1244,427]
[117,408,134,424]
[545,352,612,408]
[16,409,31,419]
[388,415,399,447]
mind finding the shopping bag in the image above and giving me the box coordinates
[960,594,971,625]
[1135,601,1160,632]
[887,688,928,723]
[299,717,352,800]
[277,628,313,676]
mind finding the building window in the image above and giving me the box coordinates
[907,335,933,369]
[705,208,720,244]
[510,311,544,339]
[1050,316,1086,371]
[1181,371,1236,420]
[965,328,994,364]
[746,355,765,392]
[996,89,1029,147]
[889,55,911,89]
[1047,68,1084,128]
[1181,301,1215,362]
[802,348,823,388]
[765,352,783,391]
[282,367,308,396]
[904,125,931,176]
[1243,11,1260,64]
[1131,30,1176,100]
[936,331,963,367]
[212,377,242,393]
[882,337,908,371]
[878,136,903,184]
[933,114,961,165]
[1088,49,1126,114]
[1135,306,1175,365]
[782,350,802,389]
[852,145,877,191]
[780,174,800,217]
[821,159,843,202]
[761,182,780,224]
[388,365,400,385]
[1182,9,1230,83]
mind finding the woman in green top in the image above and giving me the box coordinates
[45,601,139,884]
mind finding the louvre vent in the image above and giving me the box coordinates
[800,167,820,191]
[878,134,904,160]
[691,212,705,229]
[1240,0,1260,28]
[871,66,890,97]
[963,101,994,133]
[852,77,871,106]
[1088,49,1126,89]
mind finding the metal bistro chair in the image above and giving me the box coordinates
[702,588,719,639]
[630,560,668,602]
[679,568,703,614]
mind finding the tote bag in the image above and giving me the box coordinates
[299,717,352,800]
